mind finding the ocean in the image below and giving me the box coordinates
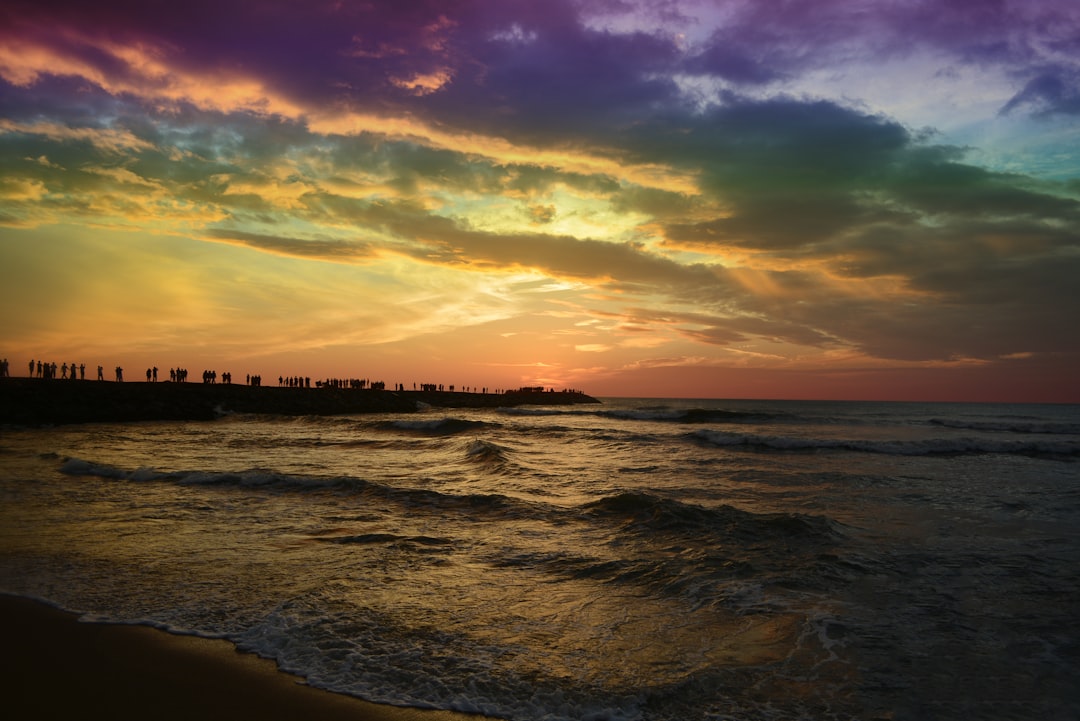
[1,398,1078,720]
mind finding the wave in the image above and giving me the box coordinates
[461,492,852,608]
[57,457,539,519]
[929,418,1080,435]
[59,457,311,488]
[604,407,778,424]
[496,406,582,417]
[464,438,510,465]
[691,429,1080,458]
[57,457,842,550]
[498,405,776,424]
[318,533,455,549]
[380,417,495,435]
[582,491,840,543]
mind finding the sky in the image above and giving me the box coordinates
[1,0,1078,402]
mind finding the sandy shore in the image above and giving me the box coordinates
[0,594,487,721]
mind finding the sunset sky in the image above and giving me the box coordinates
[1,0,1078,401]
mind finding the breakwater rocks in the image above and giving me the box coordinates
[0,379,600,426]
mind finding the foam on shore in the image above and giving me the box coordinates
[0,594,486,721]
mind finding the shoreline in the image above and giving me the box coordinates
[0,594,488,721]
[0,377,599,426]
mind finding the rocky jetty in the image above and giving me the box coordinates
[0,378,599,426]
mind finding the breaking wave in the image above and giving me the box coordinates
[381,417,495,435]
[928,417,1080,435]
[691,429,1080,458]
[497,405,776,424]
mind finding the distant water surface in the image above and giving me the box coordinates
[2,398,1078,720]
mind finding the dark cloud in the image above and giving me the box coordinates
[416,7,686,143]
[665,194,912,251]
[644,97,1079,258]
[617,98,912,195]
[1000,71,1080,116]
[623,306,837,349]
[609,185,697,220]
[684,42,785,85]
[886,161,1080,219]
[203,229,373,261]
[677,1,1079,94]
[3,0,1076,151]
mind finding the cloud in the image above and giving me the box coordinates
[2,0,1079,391]
[527,204,556,224]
[202,229,375,262]
[0,118,154,154]
[1000,71,1080,116]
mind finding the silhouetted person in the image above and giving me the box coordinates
[97,365,104,381]
[115,366,123,382]
[79,364,85,380]
[153,367,158,382]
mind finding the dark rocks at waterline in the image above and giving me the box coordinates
[0,378,600,426]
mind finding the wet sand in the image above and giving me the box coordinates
[0,595,486,721]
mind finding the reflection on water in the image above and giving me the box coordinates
[2,399,1078,720]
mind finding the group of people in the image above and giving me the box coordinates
[308,377,383,390]
[15,359,254,386]
[24,359,108,381]
[19,360,205,384]
[9,356,588,397]
[416,383,492,393]
[141,368,200,383]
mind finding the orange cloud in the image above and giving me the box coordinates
[0,32,304,117]
[391,68,454,95]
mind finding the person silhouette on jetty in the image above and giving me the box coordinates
[97,365,104,381]
[115,366,123,382]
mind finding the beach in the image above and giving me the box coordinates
[0,595,482,721]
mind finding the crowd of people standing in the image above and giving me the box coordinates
[15,360,229,385]
[20,359,97,381]
[6,356,588,397]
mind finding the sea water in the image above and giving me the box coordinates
[1,398,1078,720]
